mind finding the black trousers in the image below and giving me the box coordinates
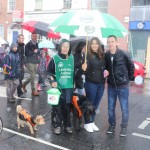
[17,67,24,96]
[51,88,73,128]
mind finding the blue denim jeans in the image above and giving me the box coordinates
[85,81,105,123]
[108,85,129,128]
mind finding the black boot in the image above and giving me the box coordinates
[65,103,73,134]
[51,105,62,135]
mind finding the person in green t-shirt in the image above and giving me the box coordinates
[47,39,74,135]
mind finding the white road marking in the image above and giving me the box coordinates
[0,86,31,101]
[3,128,71,150]
[146,118,150,121]
[132,132,150,140]
[14,95,32,101]
[0,86,7,98]
[138,119,150,129]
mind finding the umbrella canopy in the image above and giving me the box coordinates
[38,40,55,49]
[21,21,61,39]
[50,10,128,38]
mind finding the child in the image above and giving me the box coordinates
[3,43,20,103]
[37,50,47,91]
[47,39,74,135]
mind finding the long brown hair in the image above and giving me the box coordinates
[88,37,104,59]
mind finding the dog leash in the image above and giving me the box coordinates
[42,108,52,117]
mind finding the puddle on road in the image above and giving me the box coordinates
[45,133,51,139]
[6,107,11,112]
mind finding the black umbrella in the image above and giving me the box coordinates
[69,36,104,52]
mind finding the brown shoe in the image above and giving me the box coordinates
[32,91,39,96]
[22,84,27,92]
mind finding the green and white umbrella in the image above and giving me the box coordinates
[50,10,128,38]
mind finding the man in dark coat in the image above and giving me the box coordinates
[105,35,135,137]
[23,33,40,96]
[16,34,26,98]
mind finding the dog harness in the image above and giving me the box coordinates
[19,110,36,127]
[72,96,82,118]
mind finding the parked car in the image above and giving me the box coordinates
[133,60,146,78]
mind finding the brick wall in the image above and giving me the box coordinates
[108,0,131,50]
[0,0,24,40]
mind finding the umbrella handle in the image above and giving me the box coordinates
[84,32,88,63]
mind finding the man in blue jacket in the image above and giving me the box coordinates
[4,43,20,102]
[105,35,135,137]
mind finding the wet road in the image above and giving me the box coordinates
[0,72,150,150]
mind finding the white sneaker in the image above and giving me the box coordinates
[90,123,99,131]
[84,123,94,133]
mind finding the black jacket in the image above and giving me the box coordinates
[74,52,85,89]
[25,40,40,64]
[17,41,25,66]
[105,48,135,87]
[85,53,105,83]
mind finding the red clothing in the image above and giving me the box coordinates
[46,55,51,68]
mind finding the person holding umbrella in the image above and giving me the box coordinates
[47,39,74,135]
[82,37,109,133]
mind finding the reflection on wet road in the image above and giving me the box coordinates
[0,75,150,150]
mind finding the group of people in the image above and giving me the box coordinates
[3,33,49,103]
[2,33,134,137]
[47,35,134,137]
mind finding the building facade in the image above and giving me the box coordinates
[129,0,150,64]
[129,0,150,77]
[23,0,89,43]
[90,0,130,50]
[0,0,24,44]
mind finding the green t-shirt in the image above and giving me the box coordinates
[53,54,74,89]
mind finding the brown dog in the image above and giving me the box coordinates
[16,105,45,134]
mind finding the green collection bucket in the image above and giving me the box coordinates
[47,88,61,105]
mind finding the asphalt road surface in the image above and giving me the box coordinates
[0,72,150,150]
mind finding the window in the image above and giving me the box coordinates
[8,0,16,11]
[0,25,4,38]
[64,0,72,9]
[132,0,150,6]
[35,0,42,10]
[91,0,108,13]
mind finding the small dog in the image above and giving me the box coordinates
[16,105,45,134]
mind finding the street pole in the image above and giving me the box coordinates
[145,36,150,78]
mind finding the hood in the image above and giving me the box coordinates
[10,43,18,53]
[58,39,71,56]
